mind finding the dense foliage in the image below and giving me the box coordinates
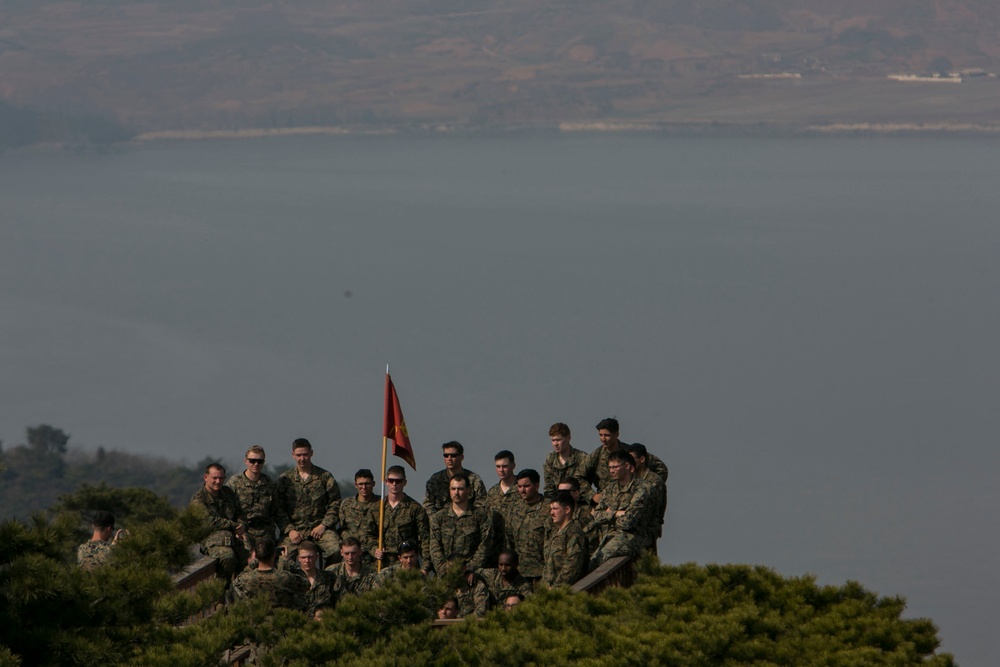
[0,440,956,666]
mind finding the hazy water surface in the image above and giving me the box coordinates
[2,134,998,665]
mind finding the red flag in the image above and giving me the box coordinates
[384,373,415,470]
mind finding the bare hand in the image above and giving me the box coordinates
[310,524,326,540]
[374,548,384,560]
[289,529,303,545]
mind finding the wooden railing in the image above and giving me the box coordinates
[172,554,220,625]
[571,555,636,594]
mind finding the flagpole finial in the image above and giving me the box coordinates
[386,363,389,374]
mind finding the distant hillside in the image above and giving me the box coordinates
[2,0,1000,134]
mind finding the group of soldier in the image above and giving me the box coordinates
[78,418,668,620]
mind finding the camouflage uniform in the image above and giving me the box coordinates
[77,540,113,570]
[476,567,533,605]
[423,469,488,515]
[542,448,594,504]
[572,505,599,561]
[339,494,380,560]
[542,520,588,587]
[486,482,520,553]
[591,476,654,565]
[378,494,430,567]
[429,506,495,574]
[373,563,423,588]
[225,471,279,544]
[637,468,667,542]
[303,570,336,616]
[230,566,309,610]
[324,562,376,597]
[507,496,548,579]
[276,465,341,559]
[190,486,246,577]
[455,577,491,618]
[585,445,669,494]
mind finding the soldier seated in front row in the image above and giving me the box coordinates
[374,541,423,587]
[476,549,533,606]
[296,540,335,619]
[325,536,375,597]
[230,537,308,610]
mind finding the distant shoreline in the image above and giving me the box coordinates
[130,119,1000,143]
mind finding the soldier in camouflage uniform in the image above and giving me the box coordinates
[628,443,667,551]
[423,441,488,514]
[590,450,654,568]
[231,537,308,610]
[585,417,668,503]
[295,541,336,618]
[191,462,247,578]
[455,573,491,618]
[558,478,598,560]
[373,541,422,587]
[324,537,375,596]
[476,549,533,606]
[508,469,548,583]
[77,510,122,570]
[543,423,594,505]
[429,473,496,575]
[276,438,341,562]
[339,469,380,562]
[226,445,279,545]
[542,492,588,587]
[373,466,430,570]
[486,450,520,555]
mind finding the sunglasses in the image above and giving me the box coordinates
[246,458,265,465]
[442,453,460,458]
[386,478,405,484]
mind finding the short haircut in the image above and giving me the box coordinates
[292,438,312,451]
[627,443,648,460]
[92,510,115,529]
[552,491,576,511]
[596,417,620,433]
[516,469,540,485]
[494,450,515,464]
[548,422,571,437]
[341,536,361,550]
[557,477,581,492]
[297,540,320,555]
[498,548,519,564]
[450,473,470,488]
[253,536,277,562]
[442,441,464,455]
[608,450,635,467]
[245,445,266,458]
[204,462,226,475]
[398,541,418,555]
[355,468,375,481]
[386,465,406,478]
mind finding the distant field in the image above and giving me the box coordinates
[2,0,1000,135]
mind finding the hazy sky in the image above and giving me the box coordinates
[1,135,998,665]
